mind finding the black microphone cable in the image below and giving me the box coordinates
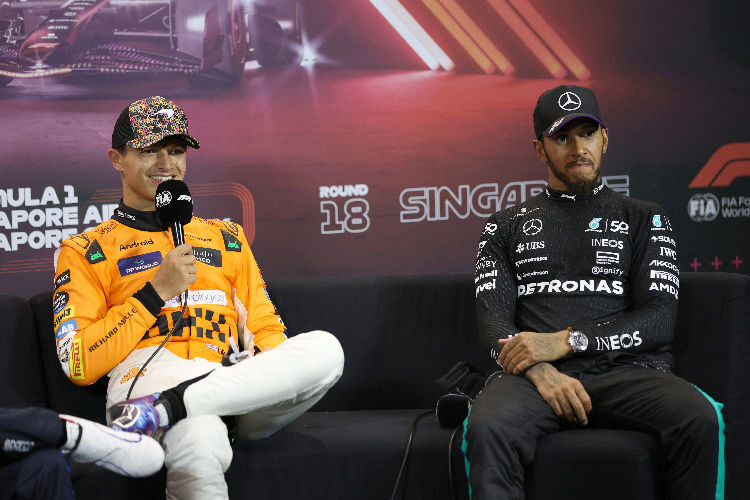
[389,410,433,500]
[125,297,187,401]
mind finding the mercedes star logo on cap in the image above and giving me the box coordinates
[558,91,582,111]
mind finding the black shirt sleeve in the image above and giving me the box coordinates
[475,212,521,361]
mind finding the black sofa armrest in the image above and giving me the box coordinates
[672,272,750,415]
[29,291,109,424]
[672,271,750,500]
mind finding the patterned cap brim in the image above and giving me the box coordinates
[127,133,200,149]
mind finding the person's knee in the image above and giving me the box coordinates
[163,415,233,474]
[296,330,345,380]
[686,391,721,440]
[465,402,515,446]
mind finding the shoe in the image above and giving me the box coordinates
[60,414,165,477]
[107,393,167,437]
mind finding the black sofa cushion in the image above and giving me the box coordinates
[0,294,48,408]
[268,275,488,411]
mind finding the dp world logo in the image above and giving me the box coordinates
[687,193,719,222]
[155,191,172,208]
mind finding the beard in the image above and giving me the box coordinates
[545,147,605,195]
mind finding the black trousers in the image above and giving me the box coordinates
[462,365,723,500]
[0,407,74,500]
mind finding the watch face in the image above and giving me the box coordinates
[570,331,587,351]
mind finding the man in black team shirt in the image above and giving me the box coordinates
[464,85,724,499]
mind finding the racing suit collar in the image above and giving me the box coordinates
[545,181,605,202]
[113,201,165,232]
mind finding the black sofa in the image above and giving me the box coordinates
[1,272,748,499]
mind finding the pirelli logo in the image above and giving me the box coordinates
[70,338,84,380]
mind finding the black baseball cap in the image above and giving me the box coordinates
[533,85,605,138]
[112,96,200,150]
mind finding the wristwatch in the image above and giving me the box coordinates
[568,329,588,353]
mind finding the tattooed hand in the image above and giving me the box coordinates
[496,330,572,375]
[525,363,591,425]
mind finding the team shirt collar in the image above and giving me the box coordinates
[112,201,164,232]
[545,181,605,202]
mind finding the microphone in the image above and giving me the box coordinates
[436,393,471,428]
[155,180,193,304]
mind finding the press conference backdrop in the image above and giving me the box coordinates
[1,0,748,298]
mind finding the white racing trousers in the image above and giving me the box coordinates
[107,331,344,500]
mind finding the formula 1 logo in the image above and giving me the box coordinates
[689,143,750,188]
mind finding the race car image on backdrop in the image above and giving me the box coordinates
[0,0,302,87]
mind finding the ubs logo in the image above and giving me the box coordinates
[516,241,545,254]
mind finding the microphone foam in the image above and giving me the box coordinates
[155,180,193,228]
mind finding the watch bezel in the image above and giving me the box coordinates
[568,329,588,352]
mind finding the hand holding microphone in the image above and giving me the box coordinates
[150,180,195,303]
[151,243,196,302]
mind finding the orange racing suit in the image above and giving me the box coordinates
[52,203,287,386]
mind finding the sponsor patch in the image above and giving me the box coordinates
[70,338,84,380]
[54,269,70,290]
[71,233,91,250]
[85,240,106,264]
[586,217,603,232]
[595,251,619,265]
[591,238,624,250]
[651,235,676,246]
[55,318,77,340]
[119,238,154,251]
[119,367,146,385]
[117,251,162,277]
[53,306,74,330]
[221,230,241,252]
[591,266,624,276]
[516,241,545,253]
[3,439,34,453]
[594,331,642,350]
[649,281,679,299]
[56,332,74,357]
[53,291,69,314]
[522,218,543,236]
[163,290,228,308]
[475,280,496,296]
[193,247,222,267]
[222,220,240,237]
[518,279,624,297]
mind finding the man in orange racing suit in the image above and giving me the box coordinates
[52,96,344,500]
